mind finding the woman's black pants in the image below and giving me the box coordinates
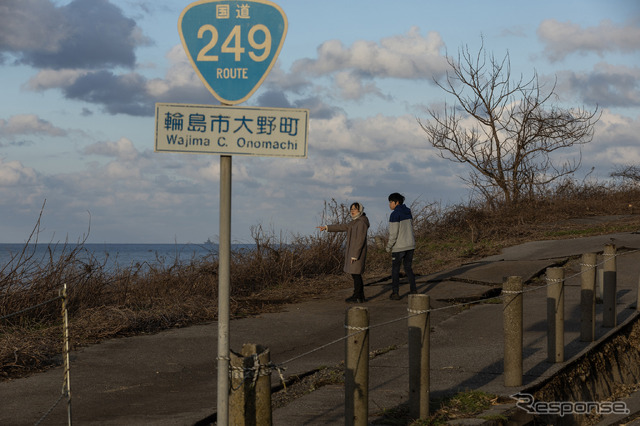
[351,274,364,299]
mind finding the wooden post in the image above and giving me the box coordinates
[61,284,72,426]
[597,268,603,302]
[229,344,272,426]
[345,307,369,426]
[637,275,640,313]
[580,253,597,342]
[408,294,430,419]
[602,243,617,328]
[546,267,564,363]
[503,276,523,386]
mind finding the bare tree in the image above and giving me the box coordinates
[419,41,600,206]
[611,165,640,183]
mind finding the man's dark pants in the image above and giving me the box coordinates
[391,249,416,294]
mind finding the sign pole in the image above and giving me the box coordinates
[217,153,231,426]
[174,4,291,423]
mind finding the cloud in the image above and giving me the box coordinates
[499,26,527,38]
[28,69,155,116]
[25,46,211,116]
[253,90,343,120]
[83,137,140,161]
[580,110,640,176]
[557,63,640,107]
[63,70,153,116]
[146,45,221,105]
[26,69,155,115]
[254,90,294,109]
[0,114,67,138]
[538,19,640,62]
[262,61,313,94]
[0,0,66,53]
[592,110,640,148]
[291,27,448,101]
[333,71,386,100]
[24,68,88,91]
[294,27,446,78]
[310,113,430,157]
[0,0,151,70]
[292,97,343,120]
[0,159,38,186]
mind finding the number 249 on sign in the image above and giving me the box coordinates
[196,24,272,62]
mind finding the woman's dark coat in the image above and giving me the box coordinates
[326,213,370,274]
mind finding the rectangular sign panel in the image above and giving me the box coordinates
[155,103,308,158]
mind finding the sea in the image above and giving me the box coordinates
[0,242,254,273]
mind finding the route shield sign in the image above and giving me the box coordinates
[178,0,288,105]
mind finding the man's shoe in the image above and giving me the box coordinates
[389,293,401,300]
[409,289,418,295]
[345,296,365,303]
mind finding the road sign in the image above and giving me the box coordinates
[155,103,308,158]
[178,0,288,105]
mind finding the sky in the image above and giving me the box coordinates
[0,0,639,244]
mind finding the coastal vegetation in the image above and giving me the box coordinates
[2,179,640,384]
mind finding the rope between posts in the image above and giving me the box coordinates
[278,307,431,369]
[0,295,62,321]
[229,357,286,390]
[511,248,638,297]
[344,325,368,331]
[273,247,640,372]
[1,286,71,425]
[34,392,65,426]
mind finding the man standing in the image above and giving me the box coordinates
[386,193,417,299]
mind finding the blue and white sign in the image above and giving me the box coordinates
[178,0,288,105]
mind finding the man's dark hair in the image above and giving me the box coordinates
[388,193,405,204]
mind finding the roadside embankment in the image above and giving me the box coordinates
[519,312,640,425]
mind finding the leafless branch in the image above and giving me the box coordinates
[419,40,600,206]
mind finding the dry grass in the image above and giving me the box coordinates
[2,182,640,381]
